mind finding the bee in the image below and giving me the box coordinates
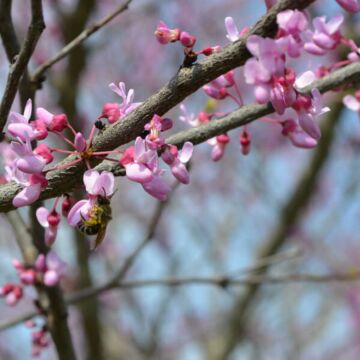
[77,195,112,250]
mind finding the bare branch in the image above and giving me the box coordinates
[31,0,133,83]
[1,268,360,332]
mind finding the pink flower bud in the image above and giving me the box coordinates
[34,144,54,164]
[120,147,135,166]
[35,254,46,272]
[32,120,48,140]
[179,31,196,48]
[281,119,297,135]
[74,132,87,152]
[44,270,59,287]
[216,134,230,144]
[20,269,36,285]
[30,173,48,188]
[240,130,251,155]
[102,103,120,123]
[161,118,173,131]
[47,210,60,227]
[154,21,180,44]
[61,195,75,217]
[50,114,68,132]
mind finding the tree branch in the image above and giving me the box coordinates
[0,57,358,213]
[0,0,317,212]
[0,0,45,133]
[1,268,359,332]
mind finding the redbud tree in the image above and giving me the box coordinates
[1,0,360,358]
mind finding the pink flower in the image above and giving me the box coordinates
[343,91,360,115]
[208,134,230,161]
[0,283,23,306]
[336,0,360,12]
[281,119,318,148]
[162,142,193,184]
[304,15,343,55]
[74,132,87,152]
[104,82,141,123]
[276,10,308,58]
[293,88,330,140]
[179,31,196,48]
[35,253,66,287]
[179,104,200,127]
[142,174,171,201]
[203,71,235,100]
[154,21,180,44]
[67,170,114,226]
[120,137,156,184]
[144,114,170,150]
[36,108,68,132]
[225,17,241,42]
[277,10,308,36]
[10,172,47,208]
[36,207,61,246]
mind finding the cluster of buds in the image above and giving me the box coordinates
[26,320,49,357]
[154,21,196,49]
[155,21,221,66]
[0,252,66,306]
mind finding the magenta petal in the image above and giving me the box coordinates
[44,270,59,286]
[142,176,171,201]
[23,99,32,120]
[36,207,50,227]
[74,132,87,152]
[16,155,45,174]
[92,171,115,196]
[126,163,153,183]
[35,254,46,272]
[67,199,92,225]
[343,95,360,112]
[211,144,225,161]
[304,42,326,55]
[336,0,360,12]
[8,123,35,141]
[171,162,190,184]
[13,184,41,207]
[298,112,321,140]
[36,107,54,126]
[83,170,99,195]
[179,142,193,163]
[45,227,57,247]
[290,130,318,148]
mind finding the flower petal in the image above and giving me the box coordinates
[13,183,41,207]
[36,207,50,227]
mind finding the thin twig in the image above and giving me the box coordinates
[31,0,133,83]
[1,269,360,332]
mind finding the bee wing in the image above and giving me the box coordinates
[92,223,107,250]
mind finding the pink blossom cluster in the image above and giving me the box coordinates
[0,252,66,306]
[119,114,193,200]
[26,320,50,357]
[264,0,360,13]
